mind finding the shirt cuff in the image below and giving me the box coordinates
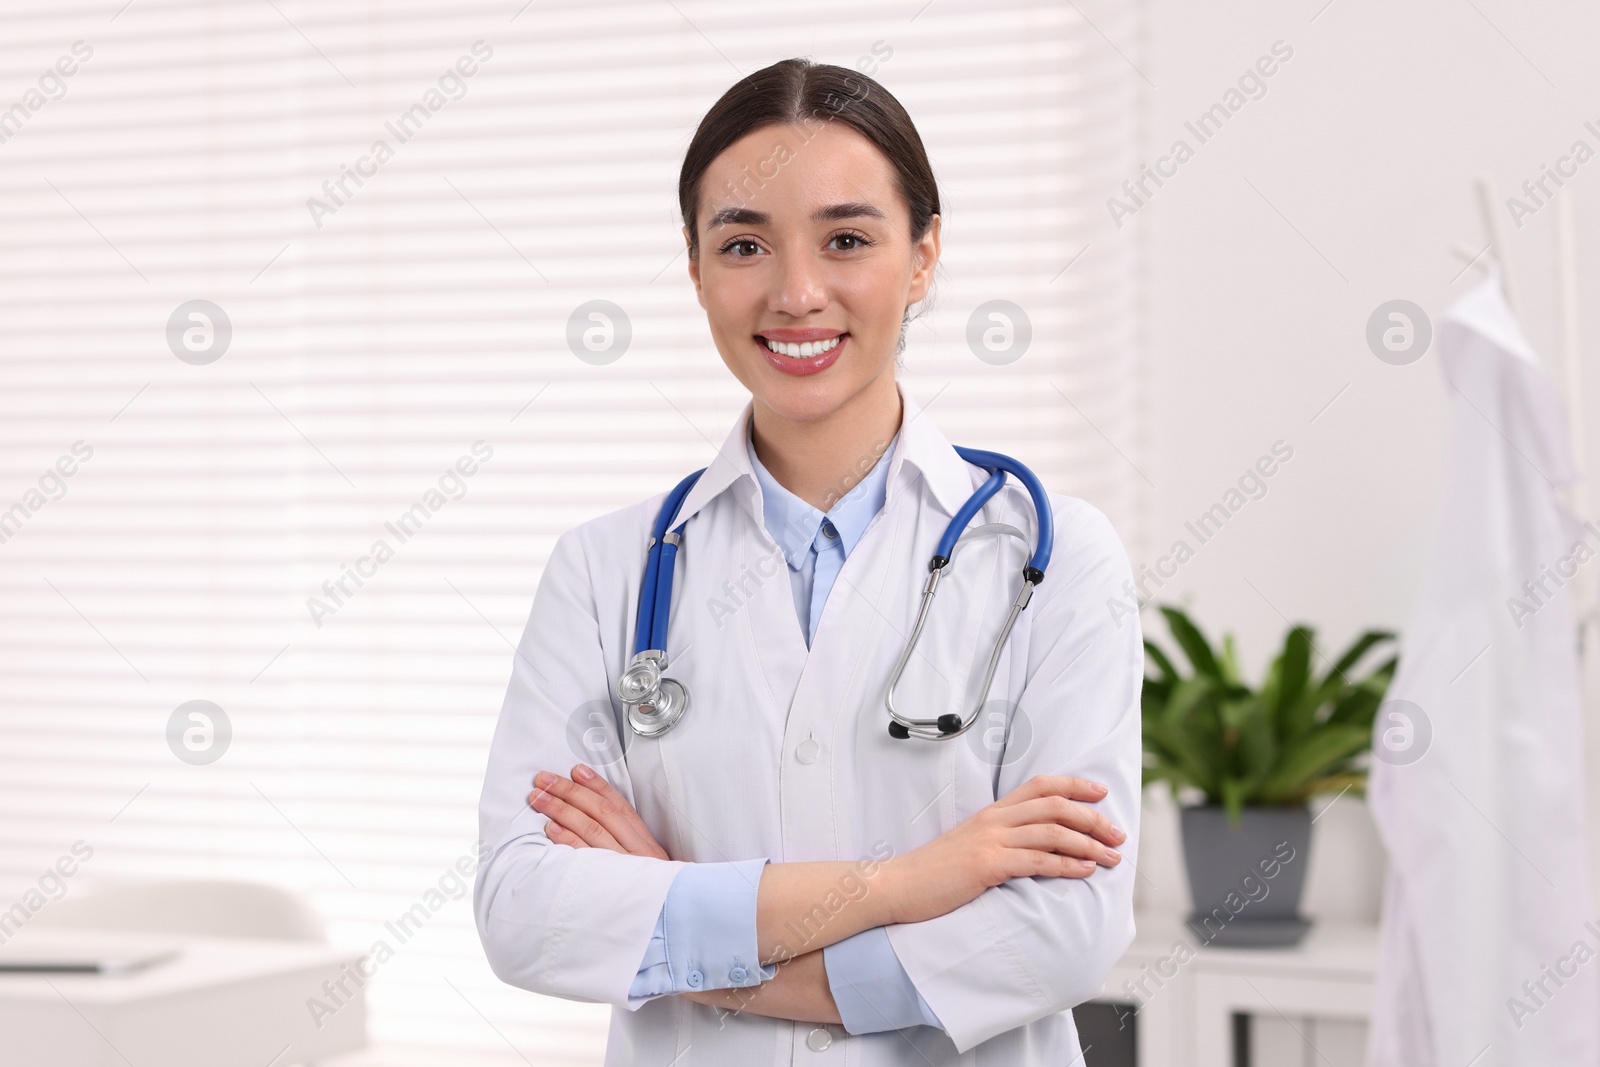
[627,906,674,1004]
[823,926,945,1034]
[627,858,774,1005]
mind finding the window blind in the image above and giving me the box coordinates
[0,0,1146,1062]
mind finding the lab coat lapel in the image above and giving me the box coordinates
[740,502,811,731]
[752,382,979,734]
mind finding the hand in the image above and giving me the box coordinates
[529,763,669,860]
[880,774,1125,926]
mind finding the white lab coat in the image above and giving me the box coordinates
[1367,272,1599,1066]
[474,383,1144,1065]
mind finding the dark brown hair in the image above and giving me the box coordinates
[677,58,940,262]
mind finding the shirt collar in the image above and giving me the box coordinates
[667,380,977,535]
[747,420,895,568]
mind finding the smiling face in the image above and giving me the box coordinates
[685,120,940,426]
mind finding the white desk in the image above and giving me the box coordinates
[1099,912,1379,1067]
[0,928,368,1067]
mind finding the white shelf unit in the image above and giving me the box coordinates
[1096,911,1378,1067]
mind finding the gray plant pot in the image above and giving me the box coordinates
[1179,804,1312,948]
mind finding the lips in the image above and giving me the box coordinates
[757,332,848,377]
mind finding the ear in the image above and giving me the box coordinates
[684,225,705,309]
[906,213,941,305]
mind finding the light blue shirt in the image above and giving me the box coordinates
[627,423,943,1034]
[752,425,895,648]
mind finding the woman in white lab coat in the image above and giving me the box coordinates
[474,57,1143,1065]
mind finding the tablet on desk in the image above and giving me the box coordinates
[0,931,181,975]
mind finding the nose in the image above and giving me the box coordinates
[767,246,827,319]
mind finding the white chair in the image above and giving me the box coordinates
[30,879,326,942]
[24,881,341,1065]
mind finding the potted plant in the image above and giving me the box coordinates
[1141,605,1397,947]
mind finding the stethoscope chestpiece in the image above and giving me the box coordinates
[620,650,690,738]
[618,651,664,706]
[626,676,689,737]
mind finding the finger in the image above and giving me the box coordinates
[538,791,623,851]
[1005,822,1122,866]
[529,782,597,844]
[545,821,588,848]
[995,774,1110,809]
[1001,794,1126,847]
[540,768,644,850]
[534,770,664,859]
[1004,847,1099,880]
[532,771,622,838]
[569,764,669,860]
[530,777,627,852]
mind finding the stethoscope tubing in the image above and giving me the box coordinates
[633,468,703,657]
[948,446,1053,575]
[623,446,1053,741]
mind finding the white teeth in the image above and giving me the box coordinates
[762,335,843,358]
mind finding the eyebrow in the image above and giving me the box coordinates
[704,202,888,229]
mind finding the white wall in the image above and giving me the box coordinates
[1133,0,1600,923]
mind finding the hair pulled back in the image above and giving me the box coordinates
[677,57,940,263]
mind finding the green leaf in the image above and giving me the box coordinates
[1219,633,1243,686]
[1317,654,1397,730]
[1278,626,1314,710]
[1144,639,1180,683]
[1141,676,1173,714]
[1325,629,1397,681]
[1160,605,1222,679]
[1235,698,1279,782]
[1161,675,1218,726]
[1220,777,1247,826]
[1218,693,1259,733]
[1138,602,1399,815]
[1257,726,1373,802]
[1143,729,1218,798]
[1303,631,1396,713]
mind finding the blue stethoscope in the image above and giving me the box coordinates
[617,447,1054,741]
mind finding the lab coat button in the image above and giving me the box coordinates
[729,965,747,982]
[795,738,820,764]
[806,1026,832,1051]
[686,969,704,989]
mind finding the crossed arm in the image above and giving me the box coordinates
[529,761,1127,1025]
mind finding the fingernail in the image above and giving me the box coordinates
[1106,849,1122,862]
[534,771,551,787]
[573,763,594,782]
[1093,782,1108,792]
[1079,859,1096,871]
